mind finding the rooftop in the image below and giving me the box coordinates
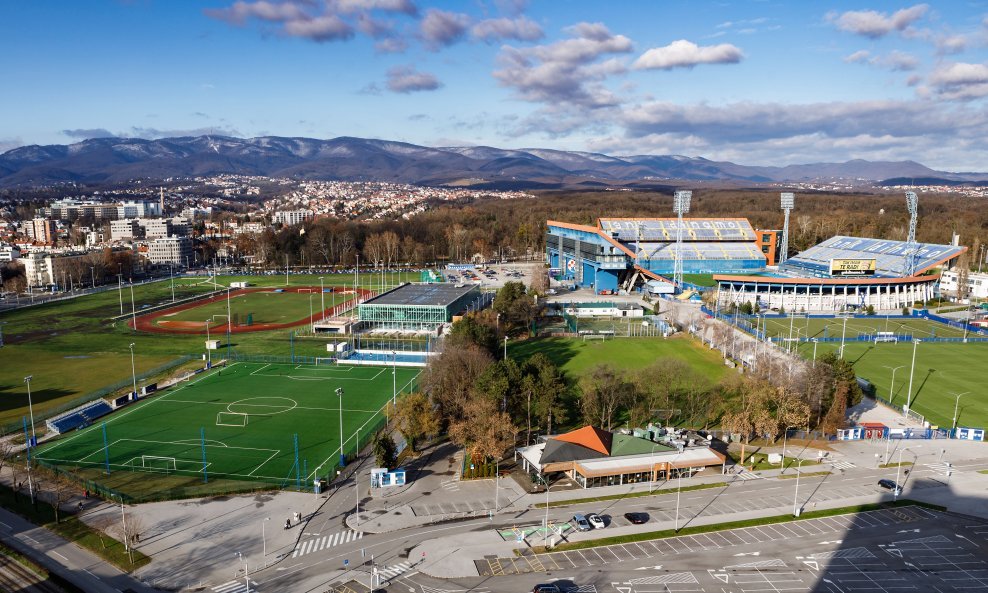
[361,282,477,307]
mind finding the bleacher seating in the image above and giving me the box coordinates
[782,236,964,278]
[46,400,114,435]
[599,218,756,242]
[634,241,763,261]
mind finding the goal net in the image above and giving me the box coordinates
[315,357,338,365]
[141,456,177,472]
[216,411,248,426]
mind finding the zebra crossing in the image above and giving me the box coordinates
[292,530,364,558]
[926,461,953,476]
[733,470,762,481]
[826,459,856,470]
[374,561,413,580]
[211,580,254,593]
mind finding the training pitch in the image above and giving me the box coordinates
[757,315,969,341]
[36,361,420,485]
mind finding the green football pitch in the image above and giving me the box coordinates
[756,315,968,341]
[35,362,420,484]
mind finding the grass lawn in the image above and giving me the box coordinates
[510,335,728,381]
[683,273,716,287]
[793,339,988,429]
[35,361,419,499]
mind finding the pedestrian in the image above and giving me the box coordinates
[285,518,291,530]
[84,489,90,498]
[135,533,140,543]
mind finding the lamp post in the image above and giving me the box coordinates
[129,343,138,397]
[319,277,325,322]
[811,338,819,367]
[170,264,175,302]
[543,481,566,548]
[308,293,314,332]
[391,351,397,405]
[261,517,270,566]
[503,336,508,361]
[129,280,136,331]
[205,321,211,366]
[117,271,124,315]
[236,552,249,591]
[839,314,848,359]
[336,388,345,467]
[904,339,921,417]
[24,375,37,449]
[90,266,96,289]
[882,365,906,404]
[226,288,232,336]
[780,426,795,474]
[792,458,808,516]
[951,391,969,432]
[673,449,685,532]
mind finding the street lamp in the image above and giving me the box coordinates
[308,293,314,332]
[883,365,906,404]
[129,343,138,397]
[90,266,96,289]
[780,426,796,475]
[673,449,685,532]
[117,271,124,315]
[792,458,809,516]
[24,375,37,448]
[503,336,508,361]
[950,391,969,432]
[261,517,270,566]
[839,315,848,359]
[391,351,397,406]
[904,339,921,417]
[542,480,567,548]
[236,552,249,591]
[319,277,325,322]
[336,388,345,467]
[811,338,819,368]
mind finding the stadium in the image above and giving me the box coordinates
[547,191,967,314]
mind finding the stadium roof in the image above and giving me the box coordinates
[362,283,477,307]
[598,218,756,242]
[782,236,965,277]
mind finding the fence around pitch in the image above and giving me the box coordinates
[2,354,197,436]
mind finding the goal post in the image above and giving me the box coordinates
[216,411,248,427]
[315,357,337,366]
[141,456,177,472]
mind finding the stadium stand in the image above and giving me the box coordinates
[46,400,114,434]
[782,236,964,278]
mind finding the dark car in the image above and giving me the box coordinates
[878,479,903,494]
[531,585,561,593]
[624,512,649,524]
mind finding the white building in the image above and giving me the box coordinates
[110,219,142,241]
[147,237,192,266]
[22,253,54,287]
[118,200,161,219]
[940,269,988,300]
[0,244,21,262]
[272,210,313,226]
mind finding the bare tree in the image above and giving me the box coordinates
[91,514,115,550]
[114,511,145,564]
[49,477,76,524]
[580,364,633,431]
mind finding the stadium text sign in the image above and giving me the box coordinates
[830,258,877,276]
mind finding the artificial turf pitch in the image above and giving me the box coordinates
[36,362,420,484]
[757,315,969,341]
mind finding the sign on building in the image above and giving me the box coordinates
[829,258,877,276]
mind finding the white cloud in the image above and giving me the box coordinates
[419,9,471,49]
[334,0,417,15]
[845,50,918,71]
[386,65,443,93]
[282,14,354,41]
[633,39,743,70]
[929,62,988,100]
[472,16,543,42]
[493,22,632,108]
[828,4,928,38]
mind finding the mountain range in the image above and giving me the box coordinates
[1,135,986,189]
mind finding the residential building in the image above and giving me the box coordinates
[110,219,142,241]
[29,218,57,244]
[0,244,20,262]
[147,236,192,266]
[272,210,313,226]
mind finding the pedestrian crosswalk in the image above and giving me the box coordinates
[292,530,364,558]
[734,470,762,481]
[374,561,412,580]
[212,580,254,593]
[827,460,856,470]
[927,462,953,475]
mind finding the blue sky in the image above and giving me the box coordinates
[2,1,988,169]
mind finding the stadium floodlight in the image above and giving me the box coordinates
[903,191,920,276]
[129,343,138,399]
[780,192,795,265]
[672,190,692,290]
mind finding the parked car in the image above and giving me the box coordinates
[572,513,592,531]
[878,479,903,494]
[624,512,649,524]
[586,513,605,529]
[531,585,561,593]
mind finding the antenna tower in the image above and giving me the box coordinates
[779,192,795,265]
[904,191,919,276]
[672,190,692,290]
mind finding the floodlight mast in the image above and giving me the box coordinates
[904,191,919,276]
[672,190,692,291]
[779,192,795,265]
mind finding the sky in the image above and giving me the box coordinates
[2,1,988,170]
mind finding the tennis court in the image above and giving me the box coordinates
[36,361,419,485]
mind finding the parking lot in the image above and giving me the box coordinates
[475,505,988,593]
[446,263,538,289]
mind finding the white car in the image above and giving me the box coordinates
[586,513,605,529]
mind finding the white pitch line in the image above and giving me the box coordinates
[247,449,281,477]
